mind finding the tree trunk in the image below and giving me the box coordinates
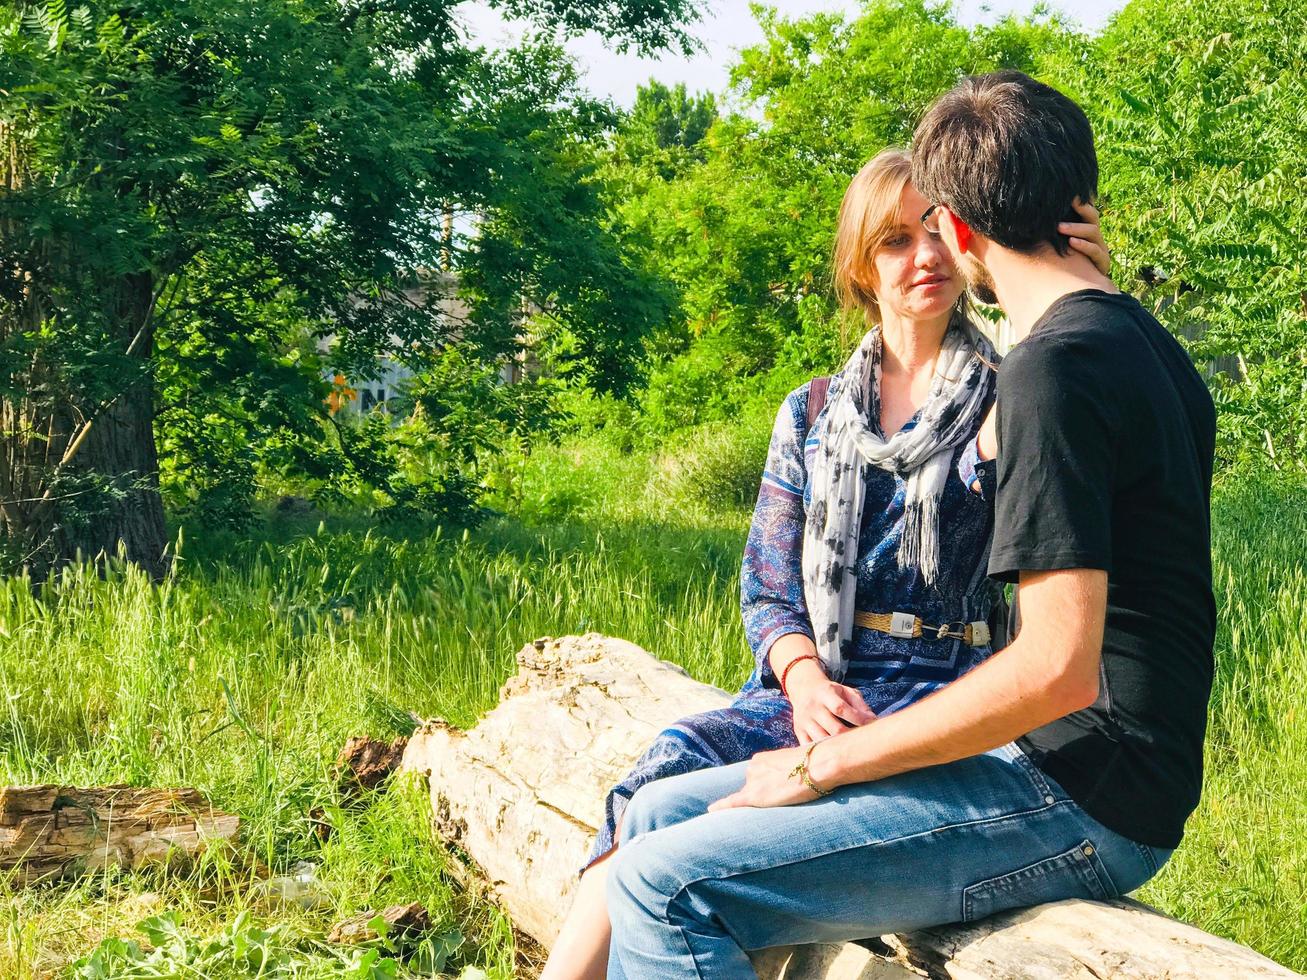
[48,265,170,579]
[0,261,169,581]
[401,634,1300,980]
[57,362,170,580]
[2,114,169,581]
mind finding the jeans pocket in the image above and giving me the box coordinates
[962,839,1114,923]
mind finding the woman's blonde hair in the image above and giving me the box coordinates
[832,147,968,338]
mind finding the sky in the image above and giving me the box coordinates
[459,0,1129,108]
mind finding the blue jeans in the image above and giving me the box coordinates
[605,743,1171,979]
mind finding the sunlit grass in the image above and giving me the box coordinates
[1135,476,1307,969]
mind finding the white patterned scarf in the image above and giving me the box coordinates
[802,314,997,679]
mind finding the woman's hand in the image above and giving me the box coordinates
[787,669,875,744]
[708,742,828,812]
[1060,197,1111,276]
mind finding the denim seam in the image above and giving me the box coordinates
[1082,837,1122,896]
[669,913,709,980]
[650,796,1076,936]
[1133,839,1160,877]
[1007,744,1056,800]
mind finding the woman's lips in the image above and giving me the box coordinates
[913,277,949,290]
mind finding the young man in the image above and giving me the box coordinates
[602,71,1215,978]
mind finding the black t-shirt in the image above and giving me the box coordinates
[990,290,1216,849]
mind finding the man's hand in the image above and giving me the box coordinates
[787,674,875,744]
[707,743,826,812]
[798,568,1107,792]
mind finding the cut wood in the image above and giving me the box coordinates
[0,784,239,885]
[328,901,432,947]
[334,734,409,800]
[400,633,1299,979]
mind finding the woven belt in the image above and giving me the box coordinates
[854,610,992,648]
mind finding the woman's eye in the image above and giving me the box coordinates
[885,234,909,248]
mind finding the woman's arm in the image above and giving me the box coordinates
[740,391,819,681]
[742,386,875,742]
[766,633,874,743]
[957,430,996,498]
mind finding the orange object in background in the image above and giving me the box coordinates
[326,373,357,415]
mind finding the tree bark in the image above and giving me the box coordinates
[57,344,170,580]
[0,266,169,581]
[48,267,169,579]
[400,633,1299,980]
[1,116,169,581]
[0,784,239,885]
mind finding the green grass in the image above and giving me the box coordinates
[1137,476,1307,968]
[0,440,1303,975]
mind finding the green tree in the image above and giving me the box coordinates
[1079,0,1307,471]
[612,80,717,178]
[606,0,1079,433]
[0,0,697,578]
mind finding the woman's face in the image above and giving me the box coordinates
[870,182,964,323]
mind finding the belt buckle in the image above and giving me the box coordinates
[889,611,916,638]
[969,620,992,647]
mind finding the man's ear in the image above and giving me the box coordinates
[945,208,974,253]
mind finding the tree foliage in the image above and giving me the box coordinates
[603,0,1303,473]
[1,0,1298,575]
[605,1,1084,433]
[0,0,694,574]
[1082,0,1307,471]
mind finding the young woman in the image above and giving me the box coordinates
[539,148,1110,979]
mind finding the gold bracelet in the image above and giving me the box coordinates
[788,740,832,797]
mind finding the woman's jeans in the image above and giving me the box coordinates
[606,743,1171,979]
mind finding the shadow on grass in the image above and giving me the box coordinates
[173,502,753,614]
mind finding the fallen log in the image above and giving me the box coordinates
[0,784,239,885]
[400,633,1298,979]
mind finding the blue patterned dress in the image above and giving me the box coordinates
[585,373,1000,868]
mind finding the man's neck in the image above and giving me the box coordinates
[988,248,1119,344]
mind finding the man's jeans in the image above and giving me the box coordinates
[606,743,1171,979]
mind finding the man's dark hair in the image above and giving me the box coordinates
[912,70,1097,255]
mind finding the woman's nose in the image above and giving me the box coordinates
[915,237,943,268]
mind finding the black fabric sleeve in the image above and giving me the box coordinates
[988,334,1119,583]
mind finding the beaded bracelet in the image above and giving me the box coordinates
[779,654,820,697]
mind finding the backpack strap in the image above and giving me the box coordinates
[805,375,831,432]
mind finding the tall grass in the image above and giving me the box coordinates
[0,498,752,975]
[0,438,1303,973]
[1138,476,1307,967]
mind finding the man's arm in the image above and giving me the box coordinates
[709,567,1106,812]
[809,567,1105,788]
[712,334,1116,812]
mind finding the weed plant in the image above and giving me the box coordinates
[0,440,1303,973]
